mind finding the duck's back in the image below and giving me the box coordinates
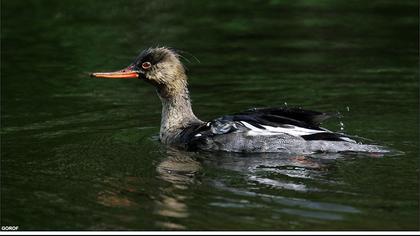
[178,107,387,154]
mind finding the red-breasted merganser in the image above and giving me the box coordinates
[91,47,387,154]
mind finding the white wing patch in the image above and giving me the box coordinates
[337,136,357,143]
[240,121,325,137]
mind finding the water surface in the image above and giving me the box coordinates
[1,0,419,230]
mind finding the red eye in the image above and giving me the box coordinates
[142,62,152,70]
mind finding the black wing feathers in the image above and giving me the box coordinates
[230,107,334,130]
[301,132,347,141]
[178,107,347,148]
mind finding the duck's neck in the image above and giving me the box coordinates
[158,86,202,144]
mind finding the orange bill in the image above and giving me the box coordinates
[90,66,139,79]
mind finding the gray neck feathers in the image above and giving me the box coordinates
[158,86,202,144]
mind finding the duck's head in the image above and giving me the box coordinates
[91,47,188,98]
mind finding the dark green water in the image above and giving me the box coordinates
[1,0,419,230]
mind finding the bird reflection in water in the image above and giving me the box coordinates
[95,149,378,229]
[153,148,360,227]
[154,148,202,230]
[202,152,344,191]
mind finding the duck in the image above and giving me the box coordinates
[91,47,387,154]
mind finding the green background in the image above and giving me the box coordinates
[1,0,418,230]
